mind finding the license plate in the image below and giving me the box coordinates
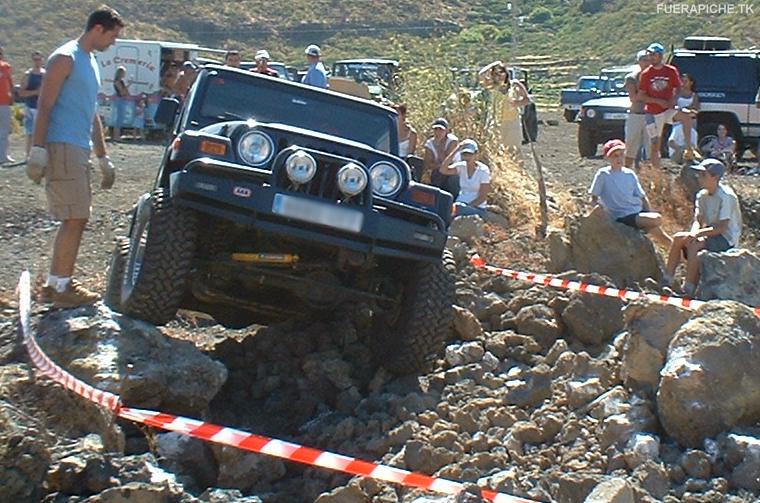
[603,112,628,120]
[272,193,363,233]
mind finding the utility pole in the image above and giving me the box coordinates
[507,0,519,60]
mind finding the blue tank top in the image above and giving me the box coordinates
[46,40,101,150]
[24,72,43,109]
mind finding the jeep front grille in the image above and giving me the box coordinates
[272,147,370,207]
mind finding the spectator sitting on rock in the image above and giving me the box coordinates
[439,138,491,218]
[589,139,672,248]
[667,122,698,165]
[674,73,700,162]
[702,124,736,169]
[663,158,742,296]
[423,117,460,198]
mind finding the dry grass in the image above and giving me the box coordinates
[637,164,693,234]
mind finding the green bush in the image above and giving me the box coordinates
[529,6,552,24]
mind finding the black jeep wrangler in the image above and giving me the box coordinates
[106,65,456,374]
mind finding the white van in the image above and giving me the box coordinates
[96,39,224,132]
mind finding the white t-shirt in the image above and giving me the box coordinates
[589,166,645,220]
[695,184,743,247]
[424,133,460,163]
[451,160,490,208]
[668,123,698,157]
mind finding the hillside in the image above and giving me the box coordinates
[1,0,758,104]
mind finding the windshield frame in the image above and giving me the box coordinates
[189,66,398,154]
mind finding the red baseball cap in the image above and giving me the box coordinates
[603,139,626,157]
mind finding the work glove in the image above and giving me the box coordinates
[26,146,48,185]
[98,155,115,189]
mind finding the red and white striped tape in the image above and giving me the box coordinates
[470,255,760,318]
[15,271,538,503]
[17,271,122,411]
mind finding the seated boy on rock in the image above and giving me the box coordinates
[664,158,742,296]
[589,139,672,248]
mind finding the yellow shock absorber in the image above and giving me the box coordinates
[231,253,300,265]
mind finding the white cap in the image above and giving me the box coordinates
[305,44,321,57]
[459,139,479,154]
[255,49,270,61]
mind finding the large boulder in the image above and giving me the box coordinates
[559,272,625,347]
[657,301,760,447]
[35,304,227,416]
[620,300,692,393]
[549,209,662,286]
[449,215,485,244]
[696,249,760,307]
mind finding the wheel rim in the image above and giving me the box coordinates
[122,209,150,302]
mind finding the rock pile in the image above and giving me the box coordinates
[2,240,760,502]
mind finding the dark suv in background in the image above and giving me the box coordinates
[575,37,760,159]
[670,36,760,157]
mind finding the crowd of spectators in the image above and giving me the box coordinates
[600,40,747,294]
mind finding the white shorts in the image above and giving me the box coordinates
[645,108,678,142]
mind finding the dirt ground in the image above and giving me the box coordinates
[1,110,758,299]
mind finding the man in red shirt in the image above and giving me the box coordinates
[638,42,681,170]
[0,45,15,164]
[253,50,279,77]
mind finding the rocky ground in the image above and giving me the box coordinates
[1,112,760,503]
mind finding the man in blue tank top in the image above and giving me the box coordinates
[27,6,125,308]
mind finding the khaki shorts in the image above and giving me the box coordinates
[624,113,649,159]
[45,143,92,220]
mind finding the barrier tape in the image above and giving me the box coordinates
[15,271,537,503]
[470,255,760,318]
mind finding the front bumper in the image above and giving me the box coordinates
[169,158,448,262]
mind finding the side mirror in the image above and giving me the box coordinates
[406,155,424,182]
[154,97,180,127]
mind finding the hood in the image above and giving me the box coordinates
[582,95,631,108]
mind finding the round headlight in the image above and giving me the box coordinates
[238,131,274,166]
[585,108,597,119]
[369,162,402,197]
[285,150,317,184]
[337,163,368,197]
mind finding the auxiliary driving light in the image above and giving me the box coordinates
[337,163,368,197]
[285,150,318,184]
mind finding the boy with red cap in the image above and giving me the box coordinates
[589,139,672,247]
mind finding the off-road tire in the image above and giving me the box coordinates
[578,127,597,158]
[104,236,130,310]
[121,188,197,325]
[373,249,456,375]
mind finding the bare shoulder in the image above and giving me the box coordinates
[48,54,74,72]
